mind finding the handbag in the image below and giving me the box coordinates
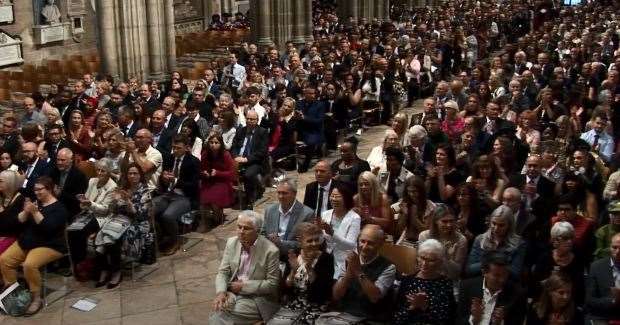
[0,283,31,317]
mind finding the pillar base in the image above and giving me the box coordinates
[256,37,273,49]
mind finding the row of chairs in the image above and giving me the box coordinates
[176,29,250,57]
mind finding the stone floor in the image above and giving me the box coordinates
[0,103,420,324]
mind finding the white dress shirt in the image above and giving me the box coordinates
[469,279,503,325]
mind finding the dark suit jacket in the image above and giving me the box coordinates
[19,159,50,199]
[43,139,70,167]
[2,133,20,158]
[142,96,161,116]
[49,166,88,219]
[297,99,326,146]
[508,174,556,222]
[121,121,141,139]
[457,277,527,325]
[152,127,175,158]
[586,257,620,320]
[230,126,269,166]
[160,153,200,201]
[261,200,314,255]
[303,180,339,214]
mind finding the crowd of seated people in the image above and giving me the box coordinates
[0,0,618,321]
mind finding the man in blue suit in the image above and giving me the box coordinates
[297,84,326,173]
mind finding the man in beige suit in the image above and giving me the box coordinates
[209,210,281,325]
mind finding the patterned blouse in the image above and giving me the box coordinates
[393,275,456,325]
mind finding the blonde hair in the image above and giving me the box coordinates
[0,170,23,205]
[357,171,383,207]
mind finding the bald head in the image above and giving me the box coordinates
[23,97,36,113]
[358,224,385,262]
[56,148,74,171]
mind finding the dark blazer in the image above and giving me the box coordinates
[160,153,201,201]
[303,180,339,214]
[457,277,527,325]
[261,200,314,255]
[206,81,221,99]
[43,139,70,166]
[297,99,326,146]
[2,133,20,159]
[508,174,556,222]
[49,166,88,219]
[141,96,162,116]
[121,121,141,139]
[20,158,50,199]
[586,257,620,321]
[230,126,269,166]
[152,127,175,158]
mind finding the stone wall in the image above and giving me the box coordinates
[1,0,98,68]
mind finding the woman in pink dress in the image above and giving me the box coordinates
[200,133,235,226]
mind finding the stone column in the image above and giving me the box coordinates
[146,0,165,80]
[384,0,390,21]
[255,0,273,49]
[118,0,150,80]
[96,0,120,81]
[291,0,306,45]
[375,0,384,22]
[221,0,232,14]
[164,0,176,77]
[303,0,313,42]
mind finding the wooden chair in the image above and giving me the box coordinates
[0,88,11,101]
[76,160,97,179]
[379,243,418,275]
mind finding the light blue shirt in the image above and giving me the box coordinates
[580,129,614,163]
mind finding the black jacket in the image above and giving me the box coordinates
[457,277,527,325]
[303,180,341,214]
[230,126,269,166]
[159,153,201,202]
[49,166,88,219]
[586,257,620,321]
[20,158,50,199]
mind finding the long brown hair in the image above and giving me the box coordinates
[534,274,575,322]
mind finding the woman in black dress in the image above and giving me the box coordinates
[393,238,456,325]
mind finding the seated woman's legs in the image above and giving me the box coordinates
[95,242,122,288]
[0,242,63,312]
[67,218,100,264]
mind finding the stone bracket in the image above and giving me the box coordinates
[32,22,71,45]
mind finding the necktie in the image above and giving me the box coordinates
[173,157,181,178]
[242,131,253,157]
[25,164,33,178]
[593,134,599,149]
[316,186,325,217]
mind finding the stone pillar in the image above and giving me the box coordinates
[291,0,306,45]
[303,0,313,42]
[96,0,120,81]
[118,0,150,79]
[164,0,176,76]
[384,0,390,21]
[146,0,165,80]
[375,0,384,22]
[221,0,233,14]
[255,0,273,49]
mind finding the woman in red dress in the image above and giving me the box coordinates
[66,109,93,163]
[200,133,235,226]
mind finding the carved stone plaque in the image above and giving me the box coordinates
[0,5,13,24]
[33,23,70,45]
[0,31,23,67]
[68,0,86,16]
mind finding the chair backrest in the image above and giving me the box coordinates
[379,242,417,275]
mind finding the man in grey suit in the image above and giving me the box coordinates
[210,211,280,325]
[262,177,314,257]
[586,232,620,323]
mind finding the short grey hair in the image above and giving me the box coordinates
[503,187,521,198]
[238,210,263,230]
[408,125,427,141]
[550,221,575,239]
[96,157,115,173]
[418,239,445,258]
[277,177,298,193]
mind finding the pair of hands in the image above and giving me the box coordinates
[407,291,429,311]
[315,217,333,235]
[23,198,38,214]
[234,157,248,164]
[212,281,245,311]
[471,298,504,324]
[202,169,218,178]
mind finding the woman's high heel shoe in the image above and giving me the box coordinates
[95,271,109,288]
